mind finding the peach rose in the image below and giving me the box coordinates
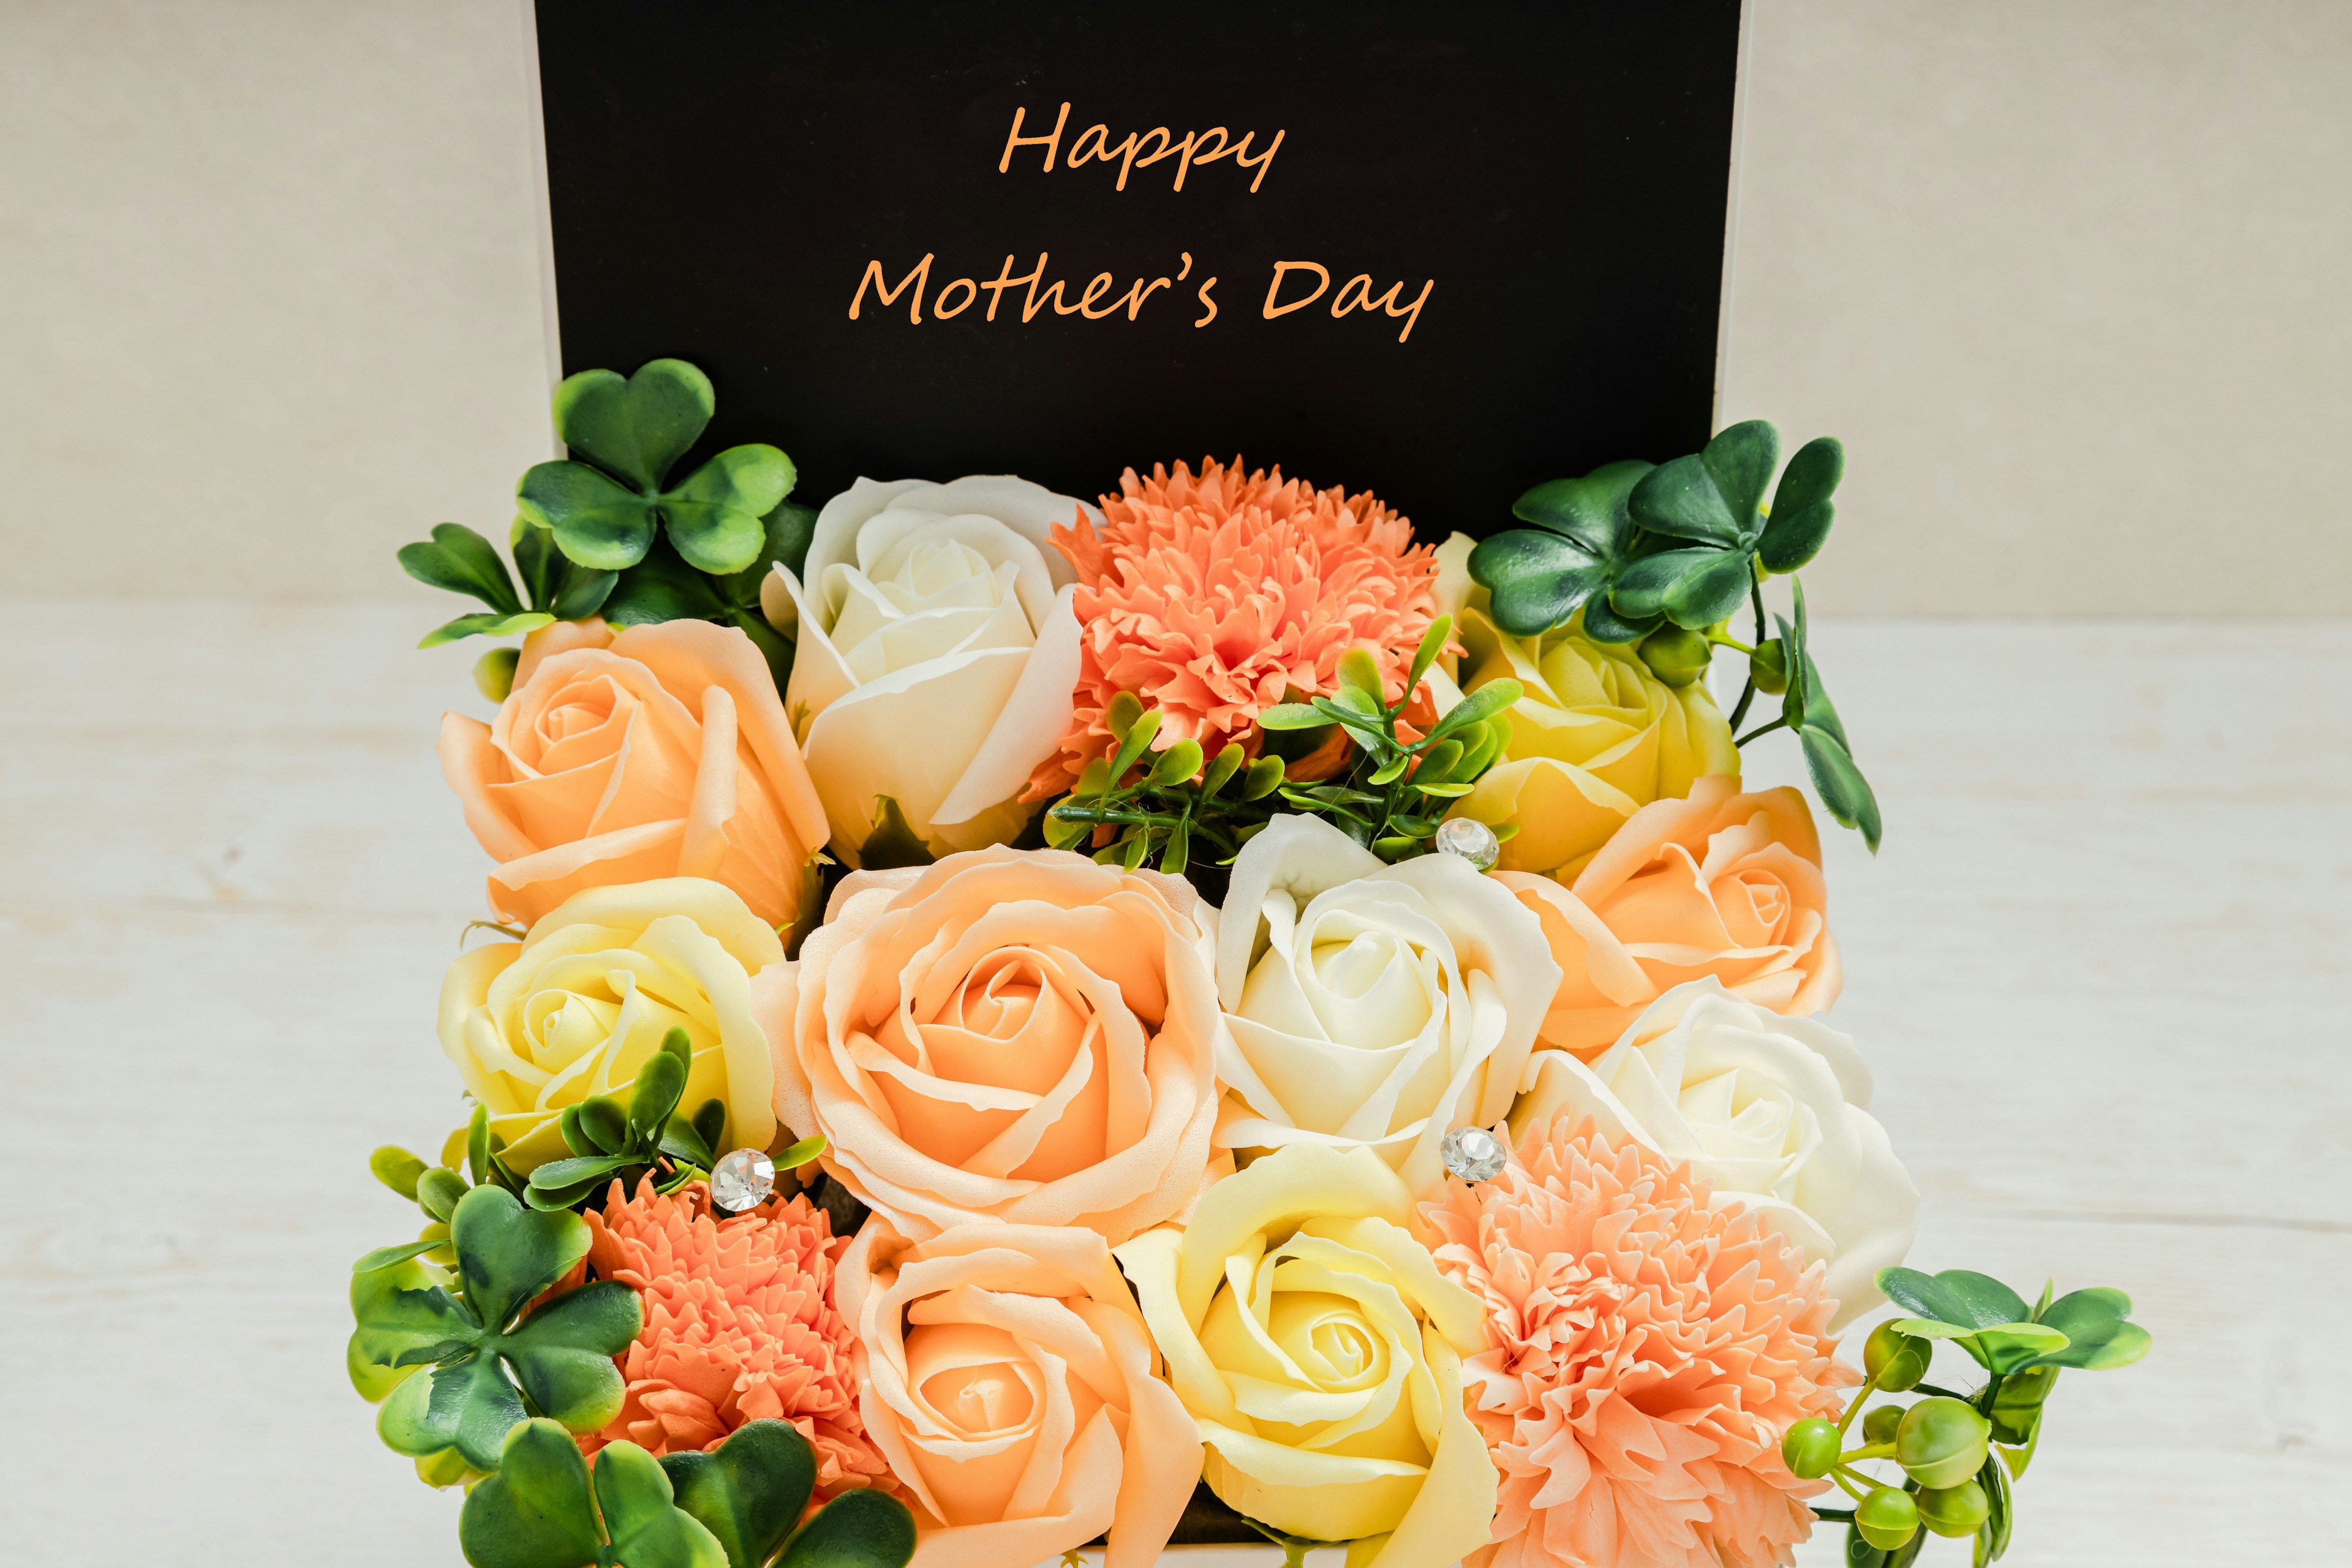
[839,1218,1201,1568]
[438,618,828,927]
[759,846,1225,1243]
[1499,775,1841,1057]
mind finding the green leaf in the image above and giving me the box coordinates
[1241,756,1287,799]
[1577,597,1660,644]
[663,1421,818,1568]
[552,360,715,494]
[467,1105,492,1187]
[1149,739,1204,787]
[663,445,795,574]
[1042,805,1091,851]
[381,1351,528,1473]
[450,1185,592,1334]
[1472,462,1654,638]
[2033,1317,2151,1371]
[1200,743,1246,797]
[594,1442,729,1568]
[400,524,525,612]
[1880,1268,2030,1332]
[631,1048,689,1142]
[518,461,660,571]
[458,1418,605,1568]
[578,1096,630,1155]
[1760,436,1842,573]
[858,796,935,870]
[1977,1446,2014,1563]
[1159,817,1191,875]
[1255,703,1328,731]
[502,1281,639,1433]
[353,1238,454,1276]
[350,1252,475,1393]
[1512,461,1655,556]
[1368,753,1411,786]
[527,1153,634,1193]
[717,499,817,608]
[777,1133,828,1169]
[1107,707,1163,782]
[420,611,555,649]
[778,1487,918,1568]
[660,1115,717,1172]
[1425,679,1521,744]
[601,537,735,627]
[1964,1322,2073,1375]
[692,1099,729,1156]
[418,1167,470,1223]
[1337,646,1385,704]
[371,1146,429,1200]
[1801,724,1883,854]
[1629,419,1777,548]
[1406,613,1453,700]
[1608,548,1754,628]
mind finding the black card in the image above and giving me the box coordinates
[533,0,1744,538]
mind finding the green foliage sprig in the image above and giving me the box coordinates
[347,1186,641,1476]
[1042,695,1289,875]
[1779,1267,2150,1567]
[397,520,616,648]
[459,1418,914,1568]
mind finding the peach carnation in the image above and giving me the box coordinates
[580,1177,890,1494]
[1419,1119,1854,1568]
[1028,456,1443,796]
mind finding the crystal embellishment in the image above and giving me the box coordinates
[709,1148,776,1212]
[1440,1125,1508,1183]
[1432,816,1501,873]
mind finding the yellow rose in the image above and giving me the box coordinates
[437,877,781,1172]
[1114,1145,1496,1568]
[1447,603,1738,879]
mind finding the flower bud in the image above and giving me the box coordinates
[1897,1396,1991,1489]
[1636,626,1711,688]
[1917,1480,1991,1538]
[1865,1321,1931,1391]
[1855,1487,1919,1551]
[1749,637,1790,695]
[1781,1417,1841,1480]
[1862,1403,1903,1446]
[473,646,519,704]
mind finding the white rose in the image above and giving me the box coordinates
[1214,813,1562,1196]
[761,475,1099,866]
[1509,978,1918,1327]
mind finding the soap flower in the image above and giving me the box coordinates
[839,1218,1200,1568]
[1115,1144,1499,1568]
[1214,813,1561,1196]
[1501,776,1840,1056]
[759,845,1224,1243]
[1508,980,1918,1328]
[437,877,780,1172]
[438,617,829,927]
[1419,1117,1855,1568]
[760,475,1098,867]
[1446,603,1738,881]
[1028,457,1446,797]
[579,1176,890,1494]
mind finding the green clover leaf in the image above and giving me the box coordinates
[526,1030,725,1211]
[661,1421,815,1568]
[459,1420,726,1568]
[1468,461,1656,638]
[1610,421,1844,631]
[348,1185,641,1472]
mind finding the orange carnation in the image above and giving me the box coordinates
[1028,457,1443,796]
[579,1178,890,1494]
[1419,1120,1854,1568]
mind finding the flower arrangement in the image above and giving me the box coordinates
[360,358,2149,1568]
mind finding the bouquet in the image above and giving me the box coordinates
[353,358,2150,1568]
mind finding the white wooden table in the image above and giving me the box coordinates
[3,600,2345,1566]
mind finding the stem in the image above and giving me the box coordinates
[1827,1465,1872,1504]
[1838,1367,1885,1439]
[1917,1383,1973,1402]
[1707,631,1757,655]
[1050,805,1185,830]
[1812,1507,1856,1523]
[1735,717,1789,747]
[1726,673,1758,731]
[1750,570,1767,645]
[1842,1442,1896,1463]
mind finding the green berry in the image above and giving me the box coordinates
[1897,1396,1992,1489]
[1636,626,1711,688]
[1855,1486,1920,1551]
[1781,1417,1841,1479]
[1750,636,1790,694]
[1862,1403,1903,1446]
[1917,1479,1992,1537]
[472,646,520,704]
[1864,1321,1930,1391]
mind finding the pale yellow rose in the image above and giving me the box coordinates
[1447,603,1738,880]
[1114,1145,1497,1568]
[436,877,781,1172]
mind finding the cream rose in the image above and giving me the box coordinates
[1509,978,1917,1327]
[758,846,1224,1243]
[437,878,780,1173]
[760,475,1099,866]
[1115,1145,1498,1568]
[1214,813,1561,1197]
[839,1219,1201,1568]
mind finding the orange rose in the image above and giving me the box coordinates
[759,847,1225,1242]
[839,1218,1201,1568]
[1500,775,1841,1056]
[437,619,828,927]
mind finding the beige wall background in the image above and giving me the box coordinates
[3,0,2348,614]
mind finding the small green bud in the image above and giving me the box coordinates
[416,1166,468,1223]
[1635,626,1711,688]
[1750,637,1790,695]
[1862,1403,1903,1447]
[1897,1396,1992,1489]
[473,646,519,704]
[1780,1417,1841,1480]
[1855,1487,1919,1551]
[1916,1480,1991,1538]
[1865,1322,1931,1391]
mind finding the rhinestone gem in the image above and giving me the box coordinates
[710,1147,776,1212]
[1432,816,1500,873]
[1441,1125,1508,1183]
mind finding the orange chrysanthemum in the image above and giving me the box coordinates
[1028,456,1444,797]
[580,1179,890,1494]
[1419,1120,1856,1568]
